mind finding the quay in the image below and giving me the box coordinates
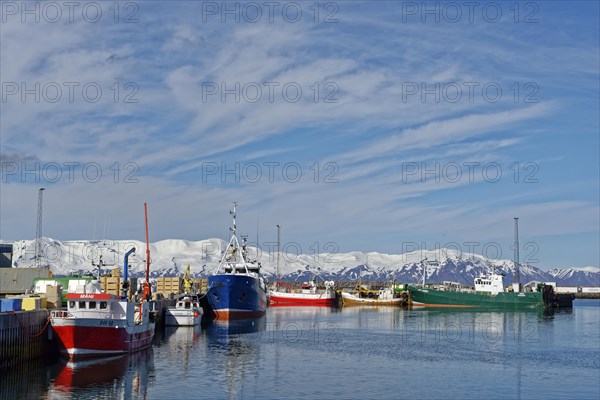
[0,309,54,371]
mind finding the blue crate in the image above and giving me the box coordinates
[0,298,22,312]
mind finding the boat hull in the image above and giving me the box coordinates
[341,292,405,306]
[207,274,267,320]
[164,308,202,326]
[51,318,155,359]
[269,291,336,306]
[408,285,545,308]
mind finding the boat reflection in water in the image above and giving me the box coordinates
[161,325,203,375]
[205,315,266,338]
[204,316,266,399]
[48,347,154,398]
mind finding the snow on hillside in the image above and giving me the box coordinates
[548,268,600,286]
[8,238,600,286]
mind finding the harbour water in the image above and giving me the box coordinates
[1,301,598,399]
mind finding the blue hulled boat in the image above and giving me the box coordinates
[206,203,268,320]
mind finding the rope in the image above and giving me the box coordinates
[12,311,52,338]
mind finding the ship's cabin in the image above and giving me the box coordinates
[176,297,201,310]
[68,299,111,311]
[474,274,504,295]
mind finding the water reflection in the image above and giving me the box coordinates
[403,307,550,344]
[0,356,56,400]
[162,325,202,376]
[46,347,154,399]
[206,316,267,338]
[204,317,266,400]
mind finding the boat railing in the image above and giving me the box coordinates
[58,309,125,320]
[51,310,72,318]
[420,283,475,293]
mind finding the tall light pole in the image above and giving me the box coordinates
[35,188,46,267]
[514,217,520,289]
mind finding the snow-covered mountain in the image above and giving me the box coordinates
[547,267,600,286]
[8,238,600,287]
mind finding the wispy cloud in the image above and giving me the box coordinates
[1,2,598,268]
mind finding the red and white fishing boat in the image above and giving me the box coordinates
[51,203,156,359]
[269,279,336,306]
[50,290,155,359]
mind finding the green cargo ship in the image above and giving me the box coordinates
[408,285,546,308]
[407,273,550,309]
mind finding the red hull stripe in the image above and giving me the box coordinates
[269,297,336,306]
[213,309,266,320]
[52,325,154,359]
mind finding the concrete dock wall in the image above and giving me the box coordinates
[0,310,52,371]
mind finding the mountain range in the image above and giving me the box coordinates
[8,238,599,287]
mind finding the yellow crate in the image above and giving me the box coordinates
[111,268,121,278]
[22,297,41,311]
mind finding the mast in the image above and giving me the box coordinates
[514,217,520,290]
[215,202,251,274]
[143,202,152,301]
[232,201,237,236]
[276,224,281,282]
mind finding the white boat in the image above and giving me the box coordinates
[165,295,203,326]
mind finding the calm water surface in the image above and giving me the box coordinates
[1,300,599,400]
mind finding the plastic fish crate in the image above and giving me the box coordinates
[1,298,23,312]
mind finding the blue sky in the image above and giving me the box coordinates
[1,1,598,269]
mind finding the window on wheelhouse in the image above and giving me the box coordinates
[89,301,97,309]
[100,301,108,310]
[69,301,75,309]
[79,301,86,309]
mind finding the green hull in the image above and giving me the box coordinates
[408,285,545,308]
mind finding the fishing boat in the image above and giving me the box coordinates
[165,295,203,326]
[206,203,268,319]
[270,278,336,306]
[165,265,203,326]
[341,285,408,306]
[407,218,551,309]
[50,203,156,359]
[407,273,548,308]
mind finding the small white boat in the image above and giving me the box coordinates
[165,295,203,326]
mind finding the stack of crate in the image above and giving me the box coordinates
[195,278,208,294]
[155,277,181,297]
[100,268,122,296]
[45,284,62,308]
